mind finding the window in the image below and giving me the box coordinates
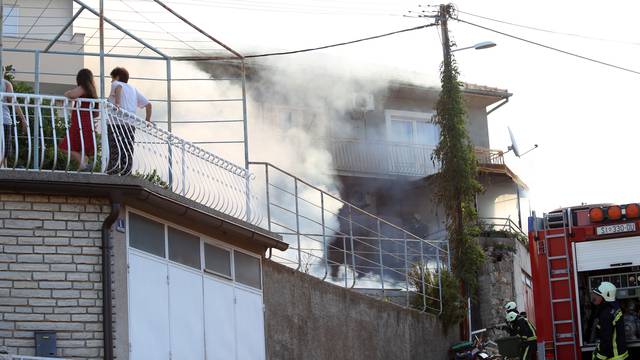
[168,227,201,269]
[127,211,263,290]
[3,6,19,36]
[129,213,165,257]
[386,110,439,146]
[234,251,262,289]
[204,243,231,278]
[415,121,440,145]
[389,119,413,142]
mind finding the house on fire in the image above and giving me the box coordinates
[242,66,535,328]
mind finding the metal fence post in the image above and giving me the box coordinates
[100,100,109,172]
[342,235,348,288]
[241,60,249,169]
[404,232,409,307]
[166,59,174,188]
[264,165,271,231]
[34,50,40,94]
[294,178,301,271]
[436,246,443,314]
[348,205,357,288]
[32,51,40,170]
[377,219,385,297]
[419,237,426,311]
[320,192,328,281]
[181,139,186,196]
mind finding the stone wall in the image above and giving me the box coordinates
[0,193,110,359]
[474,237,517,331]
[262,260,457,360]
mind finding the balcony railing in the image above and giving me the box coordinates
[0,92,261,225]
[249,161,449,313]
[329,139,505,177]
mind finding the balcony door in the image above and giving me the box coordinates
[385,110,439,175]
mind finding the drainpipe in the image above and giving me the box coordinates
[102,201,121,360]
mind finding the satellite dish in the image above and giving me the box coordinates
[508,126,520,157]
[507,126,538,158]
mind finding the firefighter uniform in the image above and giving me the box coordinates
[506,314,537,360]
[593,301,629,360]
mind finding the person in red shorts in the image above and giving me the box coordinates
[59,69,99,170]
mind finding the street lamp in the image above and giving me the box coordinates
[451,41,496,53]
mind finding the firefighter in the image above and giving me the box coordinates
[591,281,629,360]
[505,301,518,314]
[503,301,519,335]
[505,310,537,360]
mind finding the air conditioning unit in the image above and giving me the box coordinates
[351,93,375,112]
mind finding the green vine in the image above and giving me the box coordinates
[430,4,485,325]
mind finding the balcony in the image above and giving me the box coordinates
[329,139,505,178]
[0,93,260,225]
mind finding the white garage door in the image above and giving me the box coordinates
[169,265,205,360]
[235,287,266,360]
[204,276,236,360]
[574,236,640,271]
[128,253,170,360]
[127,210,266,360]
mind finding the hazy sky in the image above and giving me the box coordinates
[145,0,640,214]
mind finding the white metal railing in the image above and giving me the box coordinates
[329,139,505,177]
[249,161,449,313]
[0,92,261,225]
[330,139,437,177]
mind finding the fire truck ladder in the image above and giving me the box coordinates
[544,209,578,360]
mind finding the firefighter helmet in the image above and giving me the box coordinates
[506,311,518,322]
[504,301,517,312]
[593,281,617,302]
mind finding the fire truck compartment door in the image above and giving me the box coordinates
[574,236,640,271]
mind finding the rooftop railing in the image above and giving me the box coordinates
[0,92,260,225]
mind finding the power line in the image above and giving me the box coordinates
[245,23,436,58]
[457,9,640,46]
[454,17,640,76]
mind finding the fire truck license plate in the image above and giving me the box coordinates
[596,222,636,235]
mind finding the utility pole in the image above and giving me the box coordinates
[439,4,452,76]
[438,2,472,341]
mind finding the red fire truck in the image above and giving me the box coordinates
[528,205,640,359]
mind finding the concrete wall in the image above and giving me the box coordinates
[263,260,457,360]
[0,192,110,359]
